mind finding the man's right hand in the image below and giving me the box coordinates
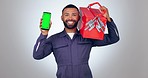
[39,19,51,35]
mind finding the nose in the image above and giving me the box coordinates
[68,15,73,20]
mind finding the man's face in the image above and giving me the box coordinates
[61,8,80,29]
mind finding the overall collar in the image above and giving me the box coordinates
[59,29,81,38]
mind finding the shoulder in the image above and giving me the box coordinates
[47,31,63,41]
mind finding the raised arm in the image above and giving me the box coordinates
[92,6,120,46]
[33,34,53,60]
[92,19,119,46]
[33,19,52,60]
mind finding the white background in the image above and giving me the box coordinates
[0,0,148,78]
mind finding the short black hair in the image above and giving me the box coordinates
[62,4,79,13]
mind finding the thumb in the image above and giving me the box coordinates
[39,18,43,27]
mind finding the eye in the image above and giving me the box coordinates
[64,13,69,16]
[72,13,77,16]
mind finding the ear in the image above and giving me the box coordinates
[78,15,81,21]
[61,15,63,21]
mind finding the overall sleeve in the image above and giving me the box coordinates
[33,33,53,60]
[92,18,120,47]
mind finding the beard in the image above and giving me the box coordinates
[63,20,78,29]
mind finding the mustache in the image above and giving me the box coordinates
[65,20,77,22]
[63,20,79,29]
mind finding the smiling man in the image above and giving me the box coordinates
[33,4,119,78]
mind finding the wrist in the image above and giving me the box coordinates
[107,17,111,22]
[41,30,48,36]
[41,33,48,36]
[40,33,48,38]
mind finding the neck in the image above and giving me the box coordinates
[65,28,77,33]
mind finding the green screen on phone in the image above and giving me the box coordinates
[41,12,51,30]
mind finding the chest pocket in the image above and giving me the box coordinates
[53,43,69,53]
[77,39,92,46]
[77,40,92,59]
[53,44,68,49]
[52,43,69,62]
[77,41,92,44]
[77,40,92,50]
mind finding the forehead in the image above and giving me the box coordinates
[62,8,79,14]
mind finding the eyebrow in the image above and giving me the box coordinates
[63,12,78,15]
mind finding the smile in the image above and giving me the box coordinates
[67,21,75,25]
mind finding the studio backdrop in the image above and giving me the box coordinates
[0,0,148,78]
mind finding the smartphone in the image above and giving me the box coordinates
[41,12,51,30]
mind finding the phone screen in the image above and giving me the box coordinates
[41,12,51,30]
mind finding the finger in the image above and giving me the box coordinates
[50,21,52,25]
[39,18,42,27]
[100,6,106,11]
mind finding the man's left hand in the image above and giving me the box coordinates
[100,6,111,22]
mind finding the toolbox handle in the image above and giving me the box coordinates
[88,2,102,7]
[88,2,106,14]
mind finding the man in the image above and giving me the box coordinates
[33,4,119,78]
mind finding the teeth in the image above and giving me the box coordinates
[67,21,74,24]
